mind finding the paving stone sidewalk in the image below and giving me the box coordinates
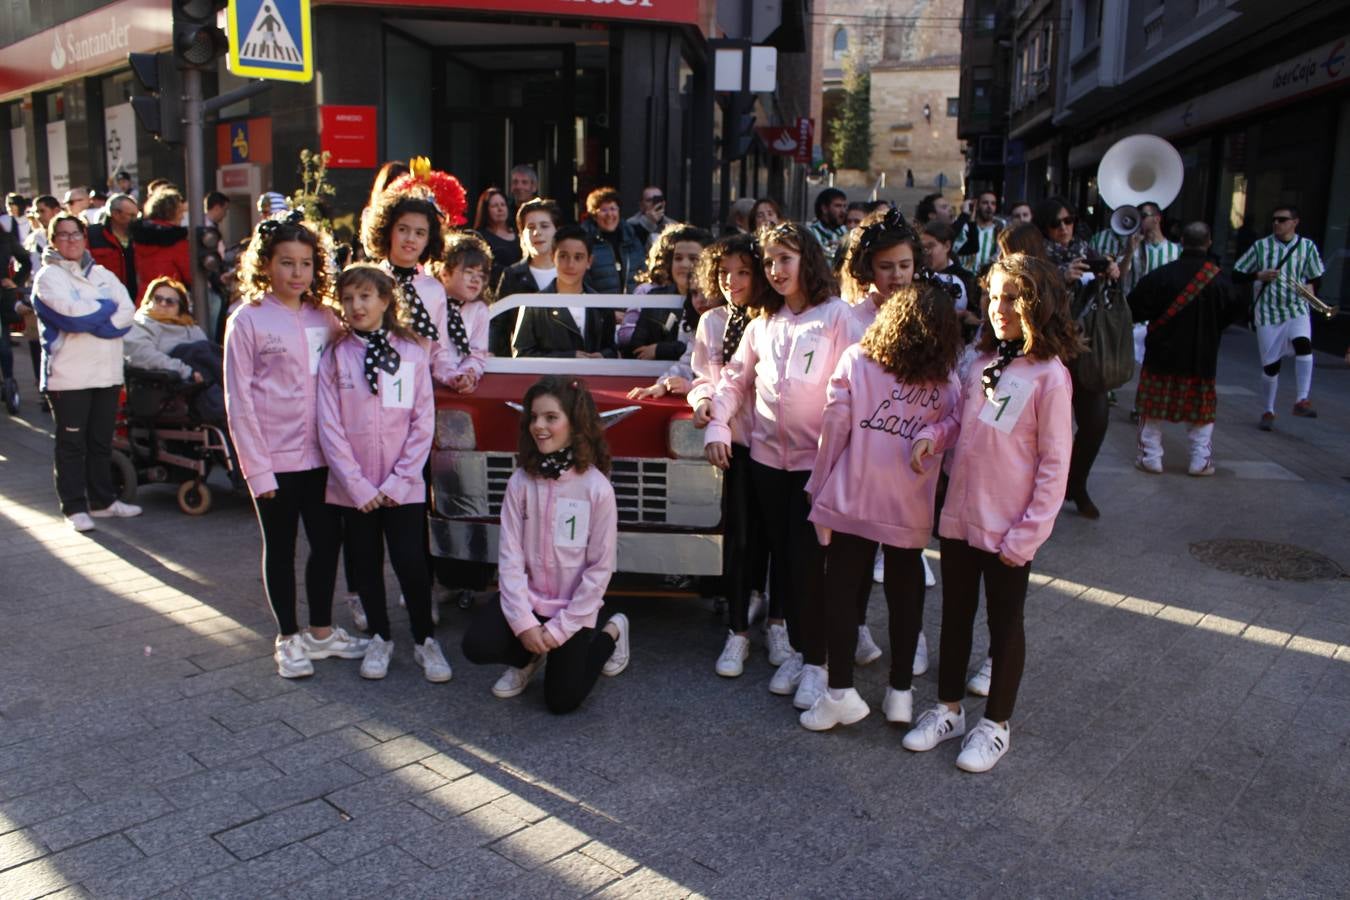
[1,329,1348,899]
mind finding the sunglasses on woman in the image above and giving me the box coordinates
[1053,215,1076,227]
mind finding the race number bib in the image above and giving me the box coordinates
[787,332,826,383]
[304,327,328,375]
[978,374,1032,434]
[553,498,591,549]
[379,361,415,409]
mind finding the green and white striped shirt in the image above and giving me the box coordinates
[1088,232,1180,293]
[959,222,999,273]
[1234,234,1325,326]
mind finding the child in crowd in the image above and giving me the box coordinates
[461,376,631,713]
[317,264,449,682]
[619,225,714,360]
[513,225,617,358]
[429,230,492,392]
[224,211,368,678]
[493,198,562,356]
[800,283,963,731]
[696,222,857,710]
[902,253,1079,772]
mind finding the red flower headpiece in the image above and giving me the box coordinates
[388,156,468,226]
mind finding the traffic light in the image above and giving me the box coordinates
[173,0,227,71]
[196,225,222,275]
[129,52,183,145]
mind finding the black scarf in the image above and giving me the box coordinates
[446,299,471,357]
[722,304,749,364]
[538,447,574,480]
[356,328,400,394]
[981,339,1024,400]
[390,263,438,342]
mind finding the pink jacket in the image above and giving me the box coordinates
[316,333,434,508]
[438,298,489,383]
[686,305,752,447]
[703,297,860,472]
[936,353,1073,566]
[806,345,961,548]
[497,466,618,646]
[224,294,341,497]
[382,264,485,386]
[849,295,882,335]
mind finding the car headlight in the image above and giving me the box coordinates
[435,409,476,451]
[668,417,703,459]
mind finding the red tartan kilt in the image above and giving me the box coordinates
[1136,367,1217,424]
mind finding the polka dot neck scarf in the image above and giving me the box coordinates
[390,263,438,342]
[981,339,1024,400]
[446,299,471,357]
[722,304,749,365]
[355,328,400,394]
[538,447,575,480]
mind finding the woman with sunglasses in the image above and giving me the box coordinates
[1033,197,1118,520]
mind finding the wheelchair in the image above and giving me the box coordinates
[110,367,239,515]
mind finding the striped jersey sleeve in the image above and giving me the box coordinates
[1238,236,1324,326]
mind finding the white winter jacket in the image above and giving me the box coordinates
[31,249,135,392]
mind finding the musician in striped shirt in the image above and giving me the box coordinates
[957,190,1002,274]
[1233,205,1325,429]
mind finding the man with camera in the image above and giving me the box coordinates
[626,186,676,249]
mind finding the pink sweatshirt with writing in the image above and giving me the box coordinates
[685,305,753,447]
[703,297,860,472]
[935,353,1073,566]
[497,466,618,646]
[224,294,341,497]
[806,345,961,548]
[316,333,434,508]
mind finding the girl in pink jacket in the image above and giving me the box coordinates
[317,264,449,684]
[801,283,963,732]
[224,213,369,679]
[430,230,491,391]
[696,222,858,711]
[460,376,631,714]
[902,253,1081,773]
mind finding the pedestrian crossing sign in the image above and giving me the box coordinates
[227,0,313,83]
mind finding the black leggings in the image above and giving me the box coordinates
[750,461,826,665]
[825,531,925,691]
[253,468,341,636]
[1263,337,1313,375]
[725,443,769,632]
[461,596,616,714]
[48,385,120,516]
[1068,372,1108,499]
[342,503,433,643]
[937,538,1030,722]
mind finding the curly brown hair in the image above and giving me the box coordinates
[334,264,416,344]
[844,208,925,290]
[697,234,767,313]
[636,224,713,287]
[145,188,184,223]
[238,218,336,308]
[977,253,1085,362]
[757,221,837,313]
[860,282,964,384]
[517,376,612,478]
[360,191,444,264]
[584,187,622,217]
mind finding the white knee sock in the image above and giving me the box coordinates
[1261,373,1278,414]
[1294,355,1313,402]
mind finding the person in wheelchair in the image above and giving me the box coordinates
[123,277,225,424]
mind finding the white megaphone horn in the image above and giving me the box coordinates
[1096,135,1183,237]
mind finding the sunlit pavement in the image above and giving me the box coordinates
[1,329,1348,899]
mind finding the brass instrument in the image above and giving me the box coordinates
[1097,135,1184,237]
[1275,273,1338,320]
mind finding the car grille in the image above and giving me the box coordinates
[485,453,669,524]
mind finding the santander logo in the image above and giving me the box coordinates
[51,31,67,69]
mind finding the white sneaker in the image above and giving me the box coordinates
[882,687,913,724]
[602,613,630,676]
[1188,461,1216,477]
[766,622,794,667]
[922,554,936,587]
[768,652,804,695]
[956,718,1011,773]
[799,687,870,731]
[793,664,828,710]
[1134,457,1163,475]
[360,635,393,679]
[345,593,368,632]
[301,626,369,660]
[856,625,882,666]
[966,656,993,697]
[747,590,766,626]
[274,634,314,679]
[67,512,96,533]
[413,637,452,683]
[912,632,929,676]
[902,703,966,752]
[89,500,142,518]
[872,550,884,584]
[492,654,544,698]
[715,632,751,678]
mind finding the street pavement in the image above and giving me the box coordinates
[1,327,1348,899]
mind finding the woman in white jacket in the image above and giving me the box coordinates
[32,213,139,532]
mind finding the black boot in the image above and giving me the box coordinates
[2,377,18,415]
